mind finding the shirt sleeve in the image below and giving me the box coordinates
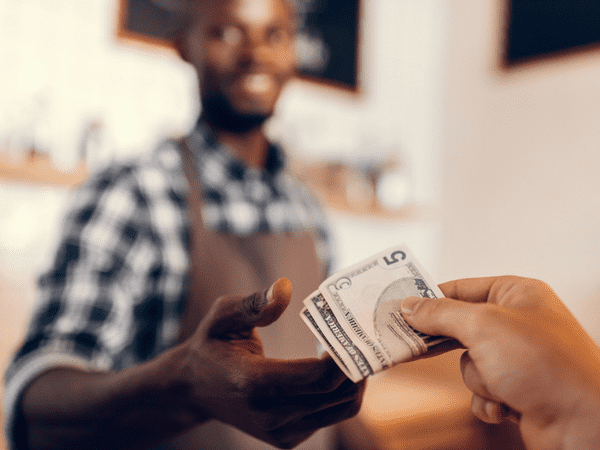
[2,164,160,449]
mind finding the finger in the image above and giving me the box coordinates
[506,408,522,424]
[266,431,316,450]
[471,393,520,425]
[460,351,499,401]
[471,393,506,424]
[401,296,488,348]
[250,378,365,428]
[438,277,500,303]
[410,338,464,361]
[255,277,292,327]
[271,396,363,442]
[261,377,365,413]
[255,354,349,397]
[203,278,292,336]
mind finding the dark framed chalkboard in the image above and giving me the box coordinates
[116,0,361,92]
[294,0,361,91]
[116,0,179,47]
[505,0,600,66]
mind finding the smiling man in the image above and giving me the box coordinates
[178,0,296,159]
[3,1,365,449]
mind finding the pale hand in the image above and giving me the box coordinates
[401,276,600,450]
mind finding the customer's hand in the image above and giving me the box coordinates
[401,276,600,450]
[180,277,366,449]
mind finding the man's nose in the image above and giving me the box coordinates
[239,35,272,67]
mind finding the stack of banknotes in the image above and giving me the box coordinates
[300,244,448,382]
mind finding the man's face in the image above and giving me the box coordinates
[181,0,296,128]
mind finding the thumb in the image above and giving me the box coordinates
[204,278,292,337]
[401,295,478,348]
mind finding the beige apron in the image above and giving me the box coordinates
[159,140,333,449]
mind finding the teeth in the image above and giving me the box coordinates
[243,74,274,93]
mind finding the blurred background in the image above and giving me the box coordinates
[1,0,600,449]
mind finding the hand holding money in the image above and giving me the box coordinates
[301,244,450,382]
[400,276,600,449]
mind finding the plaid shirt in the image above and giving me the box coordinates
[3,122,332,448]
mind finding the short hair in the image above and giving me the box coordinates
[151,0,299,39]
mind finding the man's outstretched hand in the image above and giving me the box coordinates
[179,277,366,449]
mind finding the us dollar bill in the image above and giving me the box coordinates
[300,304,362,381]
[301,244,448,382]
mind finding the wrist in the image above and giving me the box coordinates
[131,343,211,428]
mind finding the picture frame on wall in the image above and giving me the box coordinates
[293,0,361,92]
[116,0,361,93]
[504,0,600,67]
[116,0,179,48]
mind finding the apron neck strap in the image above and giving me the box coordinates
[179,137,205,228]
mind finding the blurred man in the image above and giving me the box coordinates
[3,1,365,449]
[402,276,600,450]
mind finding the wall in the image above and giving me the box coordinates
[0,0,197,170]
[275,0,447,271]
[438,0,600,339]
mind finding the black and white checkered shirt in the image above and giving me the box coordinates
[3,121,332,448]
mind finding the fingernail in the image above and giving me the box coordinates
[484,400,497,421]
[265,283,275,304]
[401,296,422,315]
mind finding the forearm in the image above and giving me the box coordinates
[20,345,206,450]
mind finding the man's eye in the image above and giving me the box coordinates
[210,26,243,46]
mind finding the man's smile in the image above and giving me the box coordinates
[239,73,276,94]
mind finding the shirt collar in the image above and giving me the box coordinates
[188,118,285,176]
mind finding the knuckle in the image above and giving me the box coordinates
[472,304,509,336]
[499,275,549,297]
[473,305,496,327]
[522,278,554,297]
[243,291,266,316]
[427,298,445,314]
[419,297,445,320]
[497,275,523,285]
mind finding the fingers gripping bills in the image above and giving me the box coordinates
[300,244,448,382]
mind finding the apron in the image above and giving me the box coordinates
[158,139,333,449]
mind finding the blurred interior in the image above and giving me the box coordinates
[2,0,600,448]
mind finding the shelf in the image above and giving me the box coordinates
[0,152,87,188]
[290,158,420,220]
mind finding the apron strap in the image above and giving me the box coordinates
[179,137,205,228]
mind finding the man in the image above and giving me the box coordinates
[3,1,365,449]
[401,276,600,450]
